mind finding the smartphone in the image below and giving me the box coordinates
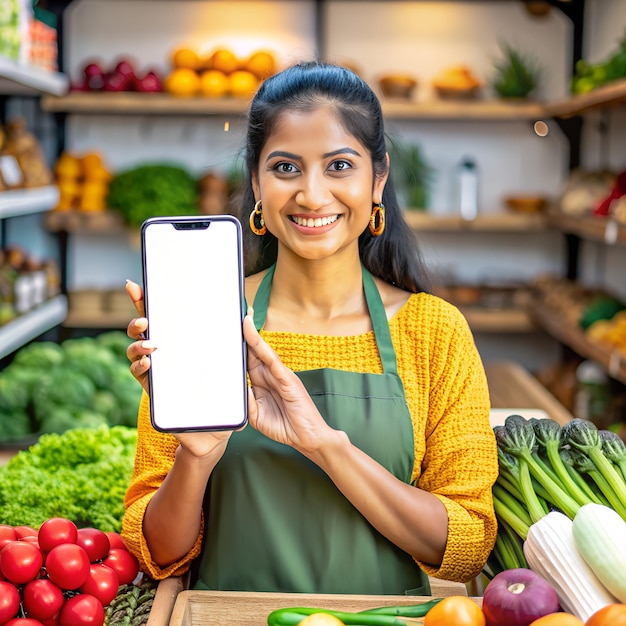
[140,215,247,432]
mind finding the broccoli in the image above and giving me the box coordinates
[600,429,626,481]
[32,369,97,426]
[495,414,580,520]
[562,418,626,517]
[95,331,132,360]
[0,410,32,440]
[107,163,199,228]
[12,341,64,369]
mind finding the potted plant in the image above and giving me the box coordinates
[491,43,542,99]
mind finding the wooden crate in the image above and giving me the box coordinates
[169,590,481,626]
[148,576,473,626]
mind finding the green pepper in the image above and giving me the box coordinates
[267,606,410,625]
[358,597,442,616]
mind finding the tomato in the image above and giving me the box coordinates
[5,619,45,626]
[22,579,66,621]
[45,544,90,591]
[0,527,17,551]
[0,581,21,626]
[585,604,626,626]
[38,519,77,554]
[13,527,38,540]
[424,595,486,626]
[103,533,126,552]
[20,538,41,551]
[79,564,119,607]
[75,530,109,564]
[0,542,44,585]
[58,595,104,626]
[101,549,138,585]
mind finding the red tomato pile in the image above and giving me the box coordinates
[0,518,140,626]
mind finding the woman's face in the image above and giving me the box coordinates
[252,106,387,262]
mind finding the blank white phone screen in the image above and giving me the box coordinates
[142,217,247,431]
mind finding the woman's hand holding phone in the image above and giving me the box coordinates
[125,280,236,457]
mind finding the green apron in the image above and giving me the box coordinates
[193,265,430,595]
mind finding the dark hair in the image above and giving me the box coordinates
[232,60,431,294]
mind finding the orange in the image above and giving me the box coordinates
[245,50,276,80]
[423,595,485,626]
[164,68,200,97]
[171,47,201,71]
[228,70,259,98]
[529,613,585,626]
[199,70,229,97]
[585,604,626,626]
[206,48,239,74]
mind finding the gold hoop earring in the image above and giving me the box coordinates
[249,200,266,236]
[369,203,385,237]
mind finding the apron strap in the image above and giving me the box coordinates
[252,264,399,376]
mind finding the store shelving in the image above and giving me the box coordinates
[547,211,626,246]
[0,57,69,97]
[0,186,60,219]
[529,299,626,386]
[0,295,68,360]
[39,78,626,121]
[403,210,546,232]
[0,58,70,357]
[547,77,626,119]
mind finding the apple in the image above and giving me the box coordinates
[135,70,162,92]
[103,71,134,92]
[82,62,105,90]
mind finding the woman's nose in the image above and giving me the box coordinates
[294,172,332,210]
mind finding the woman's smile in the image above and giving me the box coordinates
[289,214,341,229]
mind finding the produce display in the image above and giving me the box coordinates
[72,58,163,93]
[0,516,143,626]
[106,163,199,228]
[0,426,137,531]
[571,34,626,94]
[486,415,626,622]
[0,332,141,442]
[53,152,113,213]
[163,46,277,98]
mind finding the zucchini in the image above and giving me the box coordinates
[572,503,626,602]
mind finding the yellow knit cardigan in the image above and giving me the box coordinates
[122,292,498,584]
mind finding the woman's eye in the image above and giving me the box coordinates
[274,162,298,174]
[329,160,352,172]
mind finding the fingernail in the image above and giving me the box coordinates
[247,306,254,317]
[142,340,157,350]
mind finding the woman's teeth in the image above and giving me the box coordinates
[292,215,339,228]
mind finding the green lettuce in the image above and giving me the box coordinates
[0,425,137,531]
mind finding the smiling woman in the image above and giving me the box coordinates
[121,61,498,596]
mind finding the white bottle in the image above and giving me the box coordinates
[458,157,479,221]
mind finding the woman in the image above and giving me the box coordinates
[122,61,497,595]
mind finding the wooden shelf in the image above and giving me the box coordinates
[546,211,626,246]
[39,78,626,121]
[44,209,128,234]
[459,306,537,333]
[0,186,59,219]
[0,57,69,97]
[547,77,626,118]
[41,90,548,121]
[0,295,68,359]
[529,299,626,386]
[403,210,546,232]
[41,92,251,116]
